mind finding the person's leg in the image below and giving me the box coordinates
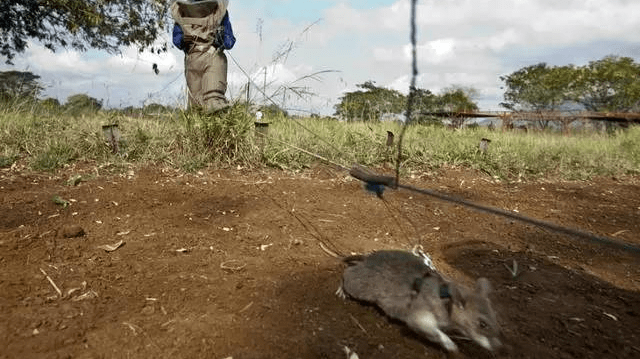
[185,50,206,109]
[201,49,229,111]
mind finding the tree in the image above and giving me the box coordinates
[334,81,405,122]
[260,103,289,118]
[334,83,480,125]
[1,0,169,64]
[571,56,640,113]
[143,102,172,114]
[437,87,479,128]
[437,86,479,112]
[500,63,578,129]
[501,56,640,115]
[65,93,103,113]
[0,70,43,100]
[410,88,441,125]
[40,97,61,111]
[500,63,577,111]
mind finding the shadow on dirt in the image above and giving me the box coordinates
[444,241,640,359]
[269,263,443,359]
[271,259,497,359]
[267,241,640,359]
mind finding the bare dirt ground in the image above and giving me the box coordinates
[1,163,639,359]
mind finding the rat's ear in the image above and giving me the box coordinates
[449,284,467,308]
[475,277,492,297]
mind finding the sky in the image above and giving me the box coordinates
[2,0,640,115]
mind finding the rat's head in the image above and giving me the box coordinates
[449,278,502,351]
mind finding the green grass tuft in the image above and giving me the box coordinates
[33,141,77,171]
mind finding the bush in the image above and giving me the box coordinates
[40,98,62,113]
[65,94,103,114]
[143,103,172,114]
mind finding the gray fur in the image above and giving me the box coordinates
[339,250,501,352]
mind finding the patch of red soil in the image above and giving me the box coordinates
[1,164,639,358]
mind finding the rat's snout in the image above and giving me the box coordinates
[491,336,514,355]
[470,333,502,352]
[490,337,502,350]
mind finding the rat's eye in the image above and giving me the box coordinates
[479,319,488,329]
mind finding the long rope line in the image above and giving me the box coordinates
[257,124,640,255]
[398,182,640,253]
[389,0,637,254]
[349,165,640,254]
[394,0,419,188]
[236,2,639,256]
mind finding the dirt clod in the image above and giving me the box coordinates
[58,225,85,238]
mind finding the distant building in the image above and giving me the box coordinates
[380,113,407,123]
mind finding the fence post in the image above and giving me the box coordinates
[479,138,491,154]
[386,131,395,147]
[254,121,269,148]
[102,124,121,154]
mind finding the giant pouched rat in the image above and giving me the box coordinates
[337,250,501,353]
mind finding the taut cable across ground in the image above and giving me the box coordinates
[349,165,640,255]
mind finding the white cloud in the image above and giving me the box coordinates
[27,46,100,74]
[323,3,371,34]
[2,0,640,114]
[1,39,185,106]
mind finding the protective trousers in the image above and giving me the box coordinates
[185,45,228,111]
